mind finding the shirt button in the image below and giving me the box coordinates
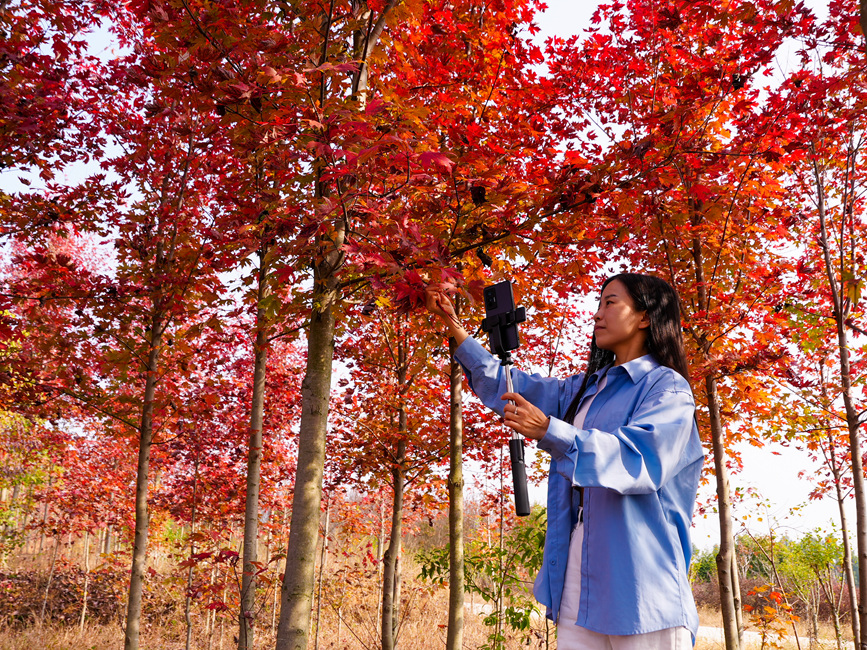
[550,559,557,565]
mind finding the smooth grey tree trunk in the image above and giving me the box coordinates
[382,335,407,650]
[274,4,401,647]
[79,530,90,630]
[239,246,270,650]
[825,423,861,644]
[275,230,342,650]
[185,457,200,650]
[708,373,742,650]
[381,440,405,650]
[818,373,859,643]
[814,156,867,650]
[124,321,163,650]
[689,227,742,650]
[446,335,465,650]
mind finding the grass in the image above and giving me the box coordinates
[0,552,853,650]
[0,611,540,650]
[2,609,854,650]
[1,542,557,649]
[694,604,854,650]
[0,578,551,649]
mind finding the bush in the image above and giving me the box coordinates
[0,560,180,627]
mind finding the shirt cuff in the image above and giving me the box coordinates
[452,337,501,402]
[453,336,487,365]
[537,417,578,461]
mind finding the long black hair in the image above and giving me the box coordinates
[563,273,691,423]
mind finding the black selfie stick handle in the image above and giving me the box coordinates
[509,438,531,517]
[503,359,531,517]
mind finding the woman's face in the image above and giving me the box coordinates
[593,279,650,362]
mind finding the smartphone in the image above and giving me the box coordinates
[482,281,524,356]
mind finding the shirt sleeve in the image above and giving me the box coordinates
[453,337,576,419]
[538,384,697,495]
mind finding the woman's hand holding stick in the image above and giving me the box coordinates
[501,392,549,441]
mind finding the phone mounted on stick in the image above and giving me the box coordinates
[481,281,531,517]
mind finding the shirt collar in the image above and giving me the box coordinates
[597,354,658,384]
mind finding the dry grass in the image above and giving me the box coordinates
[695,604,854,650]
[0,605,548,650]
[0,564,553,649]
[0,556,851,650]
[0,611,856,650]
[1,604,855,650]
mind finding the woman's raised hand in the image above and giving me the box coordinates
[424,284,455,318]
[425,284,468,345]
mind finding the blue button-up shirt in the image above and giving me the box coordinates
[455,337,704,640]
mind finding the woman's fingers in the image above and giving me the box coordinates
[424,285,442,314]
[424,285,454,317]
[501,392,529,408]
[501,392,549,440]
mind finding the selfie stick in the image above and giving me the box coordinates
[503,356,531,517]
[481,282,531,517]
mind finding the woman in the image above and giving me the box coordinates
[426,273,703,649]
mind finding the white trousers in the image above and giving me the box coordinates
[557,522,692,650]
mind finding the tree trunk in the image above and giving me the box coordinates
[239,248,270,650]
[446,335,465,650]
[80,530,90,630]
[314,499,330,650]
[219,580,228,649]
[274,2,402,644]
[814,156,867,650]
[186,457,200,650]
[382,439,406,650]
[829,429,860,644]
[383,333,408,650]
[19,485,32,557]
[275,232,341,650]
[207,564,217,650]
[124,321,163,650]
[688,221,742,650]
[272,562,279,637]
[497,450,506,649]
[375,494,385,625]
[861,0,867,48]
[40,536,60,624]
[707,374,742,650]
[837,316,867,650]
[38,499,48,556]
[1,483,20,542]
